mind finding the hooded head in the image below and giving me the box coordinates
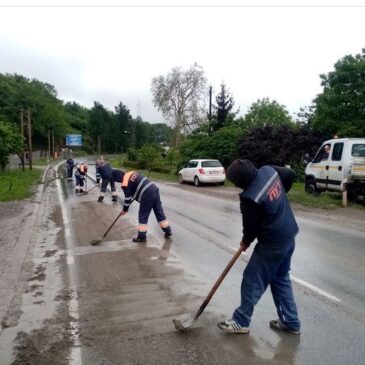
[226,159,257,190]
[95,159,106,168]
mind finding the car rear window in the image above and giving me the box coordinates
[201,161,222,167]
[352,144,365,157]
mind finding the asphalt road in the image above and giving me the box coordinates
[1,162,364,364]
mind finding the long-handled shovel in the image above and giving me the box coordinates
[173,245,244,332]
[83,184,99,195]
[90,211,123,246]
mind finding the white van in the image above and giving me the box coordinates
[304,138,365,198]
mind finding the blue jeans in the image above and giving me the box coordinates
[233,240,301,331]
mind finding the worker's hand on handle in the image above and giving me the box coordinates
[120,211,127,216]
[240,240,250,252]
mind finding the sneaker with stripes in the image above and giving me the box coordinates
[217,319,250,334]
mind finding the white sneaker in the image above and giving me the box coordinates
[217,319,250,334]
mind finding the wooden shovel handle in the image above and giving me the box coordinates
[195,246,244,319]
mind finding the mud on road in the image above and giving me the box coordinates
[1,166,365,364]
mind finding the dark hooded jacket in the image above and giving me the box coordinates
[226,159,296,246]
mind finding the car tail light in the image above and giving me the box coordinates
[198,168,205,174]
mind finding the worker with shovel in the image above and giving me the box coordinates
[217,159,301,335]
[112,169,172,243]
[95,159,118,203]
[65,156,75,181]
[74,162,88,194]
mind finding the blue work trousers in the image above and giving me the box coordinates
[75,175,85,188]
[139,189,166,224]
[233,240,301,331]
[100,178,116,193]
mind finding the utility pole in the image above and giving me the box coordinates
[208,86,212,135]
[48,130,51,163]
[20,109,25,170]
[27,108,32,170]
[52,130,55,159]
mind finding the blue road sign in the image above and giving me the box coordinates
[66,134,82,146]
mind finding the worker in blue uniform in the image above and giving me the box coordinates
[95,159,117,202]
[112,169,172,242]
[74,162,88,193]
[218,159,301,335]
[65,157,74,181]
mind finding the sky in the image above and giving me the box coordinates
[0,1,364,124]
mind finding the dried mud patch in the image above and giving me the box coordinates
[12,324,73,365]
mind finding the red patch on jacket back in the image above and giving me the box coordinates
[268,180,282,201]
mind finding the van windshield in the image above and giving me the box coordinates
[352,144,365,157]
[202,161,222,167]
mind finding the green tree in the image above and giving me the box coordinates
[212,82,239,131]
[151,63,208,144]
[88,101,110,153]
[243,98,294,130]
[0,120,23,170]
[312,50,365,137]
[115,102,133,153]
[0,74,68,147]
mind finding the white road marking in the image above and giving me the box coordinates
[55,164,82,365]
[291,276,341,303]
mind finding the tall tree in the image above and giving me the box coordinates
[0,73,67,147]
[88,101,110,154]
[151,63,208,145]
[114,102,133,153]
[243,98,294,129]
[0,120,23,169]
[212,82,238,131]
[312,49,365,137]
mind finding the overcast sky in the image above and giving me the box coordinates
[0,2,364,124]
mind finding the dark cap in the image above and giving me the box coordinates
[226,159,257,189]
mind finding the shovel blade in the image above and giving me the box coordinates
[173,316,195,332]
[90,239,102,246]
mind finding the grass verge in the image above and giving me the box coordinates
[289,182,365,210]
[0,169,43,202]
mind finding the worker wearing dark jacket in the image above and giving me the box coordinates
[218,159,301,335]
[74,163,88,193]
[96,160,117,202]
[65,157,74,181]
[112,169,172,242]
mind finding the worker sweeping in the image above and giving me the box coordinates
[95,159,118,203]
[74,162,88,194]
[112,169,172,242]
[217,159,301,335]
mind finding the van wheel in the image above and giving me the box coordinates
[305,180,321,197]
[178,174,184,184]
[194,176,201,187]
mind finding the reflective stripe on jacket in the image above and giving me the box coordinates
[241,166,299,244]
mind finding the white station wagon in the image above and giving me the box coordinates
[178,159,226,186]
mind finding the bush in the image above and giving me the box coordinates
[127,147,139,161]
[123,160,140,169]
[151,165,172,174]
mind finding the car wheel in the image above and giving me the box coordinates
[305,180,321,197]
[194,176,201,187]
[178,174,184,184]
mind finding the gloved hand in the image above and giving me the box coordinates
[240,240,250,252]
[121,211,127,216]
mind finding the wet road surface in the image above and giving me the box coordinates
[1,161,364,364]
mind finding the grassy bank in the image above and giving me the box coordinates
[0,169,42,202]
